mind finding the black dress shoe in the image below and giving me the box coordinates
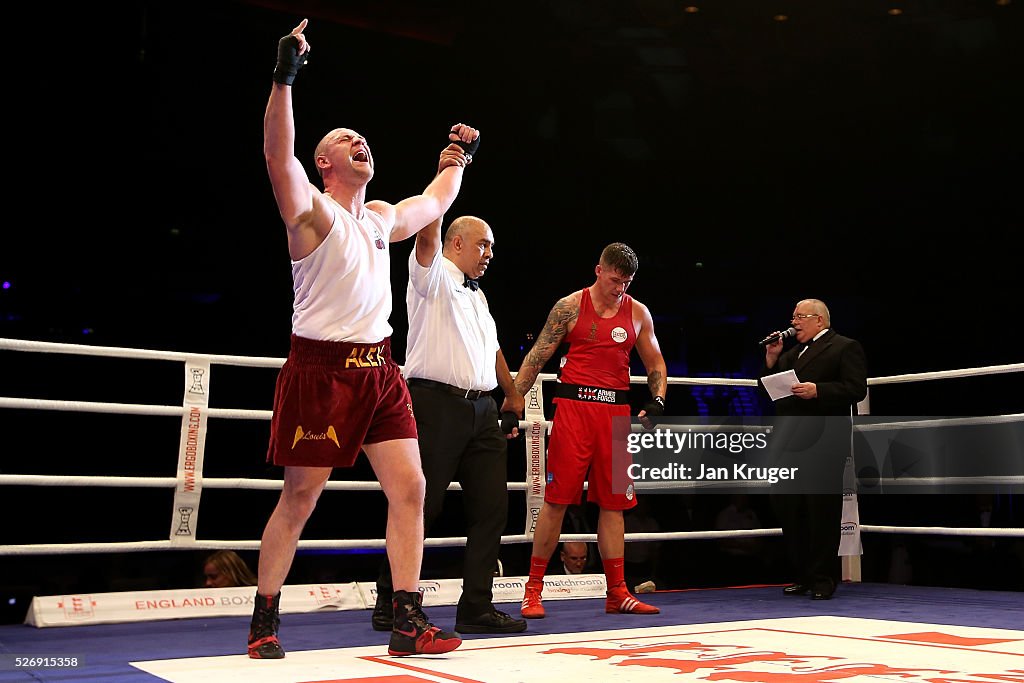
[455,608,528,634]
[782,583,809,596]
[810,578,836,600]
[371,592,393,631]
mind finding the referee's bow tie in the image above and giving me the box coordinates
[463,274,479,291]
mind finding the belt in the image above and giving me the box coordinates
[554,382,630,404]
[407,378,490,400]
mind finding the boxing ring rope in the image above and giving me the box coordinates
[1,337,1021,561]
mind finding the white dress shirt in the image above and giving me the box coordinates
[798,328,830,358]
[403,249,499,391]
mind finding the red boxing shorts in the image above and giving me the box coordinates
[267,335,417,468]
[545,399,636,511]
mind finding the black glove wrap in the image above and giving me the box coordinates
[273,35,308,86]
[642,396,665,417]
[454,134,480,161]
[500,411,520,435]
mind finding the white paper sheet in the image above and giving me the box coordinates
[761,369,799,401]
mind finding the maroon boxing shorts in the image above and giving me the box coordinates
[267,335,417,467]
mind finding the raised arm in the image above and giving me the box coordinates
[414,215,443,268]
[263,20,332,260]
[411,142,471,266]
[634,301,668,417]
[513,292,581,397]
[386,124,479,243]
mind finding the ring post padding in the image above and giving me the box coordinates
[842,390,873,581]
[523,381,547,537]
[170,357,211,545]
[840,410,863,580]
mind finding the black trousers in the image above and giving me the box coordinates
[768,417,848,594]
[770,492,843,592]
[376,382,508,618]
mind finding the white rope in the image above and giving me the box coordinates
[9,473,1018,493]
[8,394,1016,433]
[1,475,179,488]
[862,525,1024,537]
[855,414,1023,431]
[0,530,785,556]
[865,476,1024,486]
[0,474,533,492]
[564,530,784,541]
[868,362,1024,385]
[0,541,181,556]
[0,397,184,417]
[0,337,285,368]
[8,526,1022,557]
[0,397,272,420]
[8,338,1018,385]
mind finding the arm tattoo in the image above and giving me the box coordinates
[514,297,578,395]
[648,370,666,398]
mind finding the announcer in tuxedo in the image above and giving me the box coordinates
[759,298,867,600]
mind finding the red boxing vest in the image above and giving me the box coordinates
[558,288,636,391]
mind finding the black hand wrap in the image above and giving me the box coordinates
[500,411,520,435]
[273,35,309,86]
[453,134,480,162]
[642,396,666,417]
[638,396,665,430]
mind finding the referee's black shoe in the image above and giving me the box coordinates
[371,590,393,631]
[455,608,528,634]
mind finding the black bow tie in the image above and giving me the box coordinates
[463,274,479,291]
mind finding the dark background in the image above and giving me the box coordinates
[1,0,1022,622]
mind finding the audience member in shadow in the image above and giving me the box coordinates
[203,550,257,588]
[552,541,589,575]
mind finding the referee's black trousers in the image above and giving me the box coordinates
[376,382,508,619]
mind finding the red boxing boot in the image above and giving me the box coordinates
[605,582,660,615]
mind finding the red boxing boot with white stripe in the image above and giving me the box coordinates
[605,581,660,615]
[520,578,545,619]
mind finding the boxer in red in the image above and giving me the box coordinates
[512,243,667,619]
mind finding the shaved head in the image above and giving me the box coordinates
[444,216,488,247]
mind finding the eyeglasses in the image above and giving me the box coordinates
[790,313,820,321]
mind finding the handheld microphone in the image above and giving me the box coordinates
[758,327,796,347]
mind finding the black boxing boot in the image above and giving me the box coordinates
[388,590,462,656]
[248,591,285,659]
